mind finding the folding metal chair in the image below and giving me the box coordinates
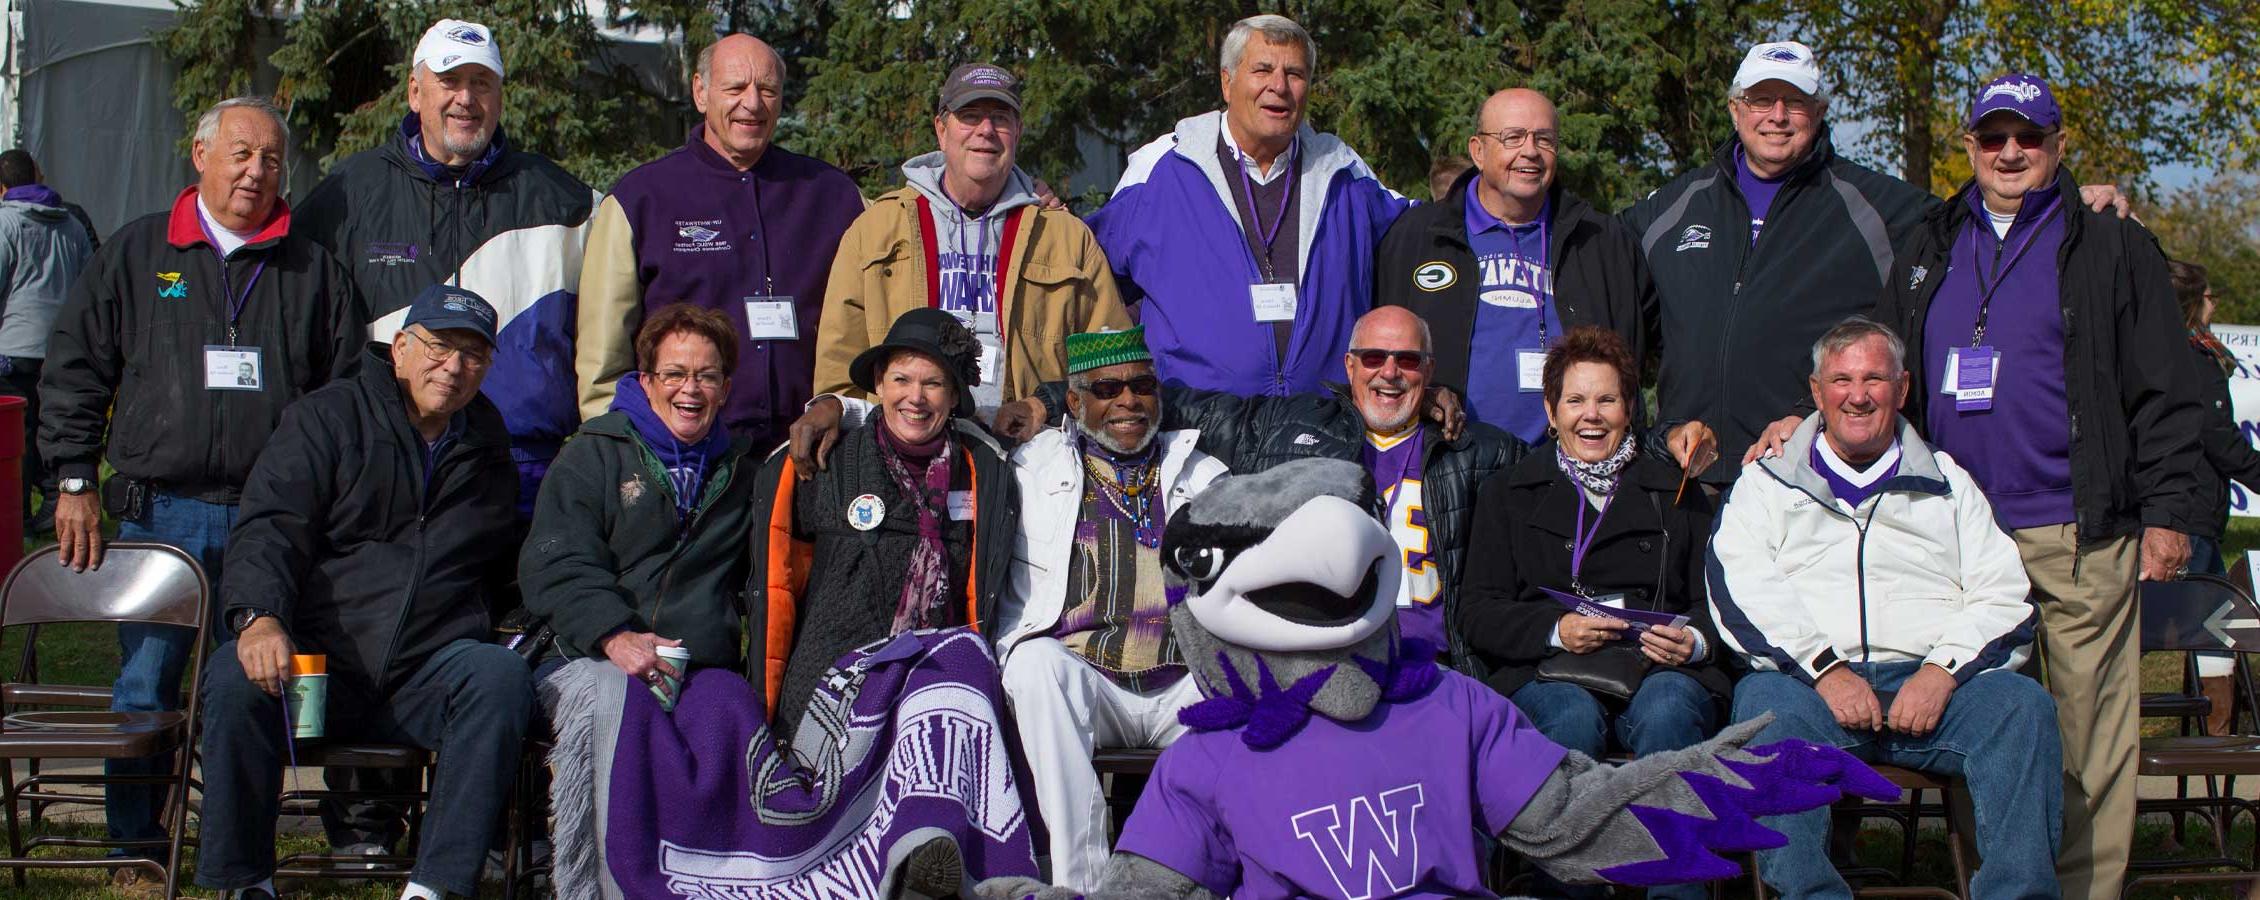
[2126,573,2260,894]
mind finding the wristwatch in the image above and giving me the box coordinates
[229,608,274,635]
[56,477,92,495]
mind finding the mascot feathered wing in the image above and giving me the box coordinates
[978,458,1894,900]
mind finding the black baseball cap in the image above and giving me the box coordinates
[403,284,499,346]
[939,63,1020,114]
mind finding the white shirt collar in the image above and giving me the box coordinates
[196,195,258,258]
[1222,131,1296,186]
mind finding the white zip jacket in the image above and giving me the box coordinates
[996,428,1228,664]
[1707,414,2037,684]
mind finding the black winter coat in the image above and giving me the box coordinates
[1620,133,1934,483]
[520,411,759,670]
[1871,170,2205,545]
[221,348,519,696]
[38,194,364,500]
[1457,446,1728,700]
[1375,172,1660,397]
[744,420,1017,730]
[2178,337,2260,541]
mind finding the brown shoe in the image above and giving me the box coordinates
[109,866,169,899]
[2204,674,2238,735]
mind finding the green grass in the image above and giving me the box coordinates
[0,821,509,898]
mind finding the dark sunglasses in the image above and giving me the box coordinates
[1082,375,1161,399]
[1349,348,1429,370]
[1974,130,2051,152]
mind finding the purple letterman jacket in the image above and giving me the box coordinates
[576,126,866,445]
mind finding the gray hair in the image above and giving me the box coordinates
[697,34,786,85]
[193,96,290,150]
[1220,14,1316,76]
[1810,315,1905,375]
[1728,81,1830,114]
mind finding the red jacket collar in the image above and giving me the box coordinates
[165,185,291,250]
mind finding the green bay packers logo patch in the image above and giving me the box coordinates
[1412,261,1456,292]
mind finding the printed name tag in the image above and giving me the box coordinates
[1518,350,1547,392]
[946,490,976,521]
[204,346,263,391]
[743,297,798,341]
[1943,346,2000,412]
[1249,282,1298,322]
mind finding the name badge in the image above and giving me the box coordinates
[743,297,798,341]
[946,490,976,521]
[1249,282,1298,323]
[978,343,1001,389]
[1943,346,2000,412]
[204,346,263,391]
[1517,349,1547,392]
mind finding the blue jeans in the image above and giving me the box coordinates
[196,639,533,895]
[1732,662,2063,900]
[108,493,235,853]
[1511,672,1719,900]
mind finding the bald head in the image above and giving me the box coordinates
[696,34,786,170]
[1466,88,1559,221]
[1345,307,1434,434]
[1351,306,1433,353]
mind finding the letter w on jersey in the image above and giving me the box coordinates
[1290,784,1426,899]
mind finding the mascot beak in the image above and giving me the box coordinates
[1180,495,1400,653]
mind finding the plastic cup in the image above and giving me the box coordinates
[287,654,327,739]
[652,645,691,712]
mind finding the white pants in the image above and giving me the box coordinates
[1000,637,1202,891]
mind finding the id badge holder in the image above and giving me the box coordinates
[743,297,798,341]
[1951,346,1999,412]
[205,346,263,391]
[1249,283,1298,323]
[1517,349,1546,392]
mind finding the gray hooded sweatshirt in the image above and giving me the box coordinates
[0,198,93,360]
[901,151,1041,414]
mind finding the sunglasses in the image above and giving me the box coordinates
[1082,375,1160,399]
[1974,130,2052,152]
[1349,348,1429,370]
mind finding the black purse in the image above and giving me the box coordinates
[1535,492,1671,701]
[494,607,556,667]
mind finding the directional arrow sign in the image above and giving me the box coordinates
[2204,600,2260,647]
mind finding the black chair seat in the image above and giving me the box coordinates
[0,710,186,758]
[293,742,431,768]
[2142,692,2211,721]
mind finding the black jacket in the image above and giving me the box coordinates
[221,348,520,696]
[744,420,1017,726]
[1871,170,2204,545]
[1620,133,1933,482]
[1457,446,1727,700]
[520,411,760,671]
[2184,338,2260,540]
[37,191,363,501]
[1055,382,1527,670]
[1375,172,1660,395]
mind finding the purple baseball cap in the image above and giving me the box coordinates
[1966,73,2060,130]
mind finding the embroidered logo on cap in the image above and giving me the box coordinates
[1982,80,2043,104]
[446,25,487,45]
[1760,46,1805,63]
[1411,262,1456,292]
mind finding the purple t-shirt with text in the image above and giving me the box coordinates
[1116,671,1567,899]
[1734,148,1785,245]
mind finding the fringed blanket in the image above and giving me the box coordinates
[543,628,1040,899]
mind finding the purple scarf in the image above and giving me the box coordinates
[878,419,954,634]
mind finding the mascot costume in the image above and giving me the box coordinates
[978,457,1895,899]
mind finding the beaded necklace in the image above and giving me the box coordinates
[1078,434,1164,547]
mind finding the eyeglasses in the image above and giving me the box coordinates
[1080,375,1160,399]
[1973,129,2052,152]
[652,369,727,389]
[1737,94,1814,114]
[949,107,1020,130]
[406,330,491,369]
[1479,128,1558,152]
[1349,348,1429,370]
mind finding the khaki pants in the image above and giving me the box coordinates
[2014,523,2139,900]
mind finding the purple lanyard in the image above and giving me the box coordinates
[1505,214,1552,347]
[1569,490,1613,594]
[1965,194,2061,346]
[197,216,269,343]
[950,202,993,313]
[1235,140,1297,281]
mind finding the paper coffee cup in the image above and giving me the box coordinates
[287,654,327,739]
[652,645,691,712]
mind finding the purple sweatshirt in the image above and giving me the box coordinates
[594,128,865,442]
[1921,187,2074,529]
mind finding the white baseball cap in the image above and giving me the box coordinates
[413,19,504,80]
[1732,41,1823,97]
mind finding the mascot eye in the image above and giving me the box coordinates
[1170,545,1233,586]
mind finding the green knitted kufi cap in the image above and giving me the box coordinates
[1064,325,1151,374]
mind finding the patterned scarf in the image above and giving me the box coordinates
[2193,327,2237,378]
[1556,432,1638,496]
[878,420,955,635]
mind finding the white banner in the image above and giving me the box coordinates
[2213,324,2260,517]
